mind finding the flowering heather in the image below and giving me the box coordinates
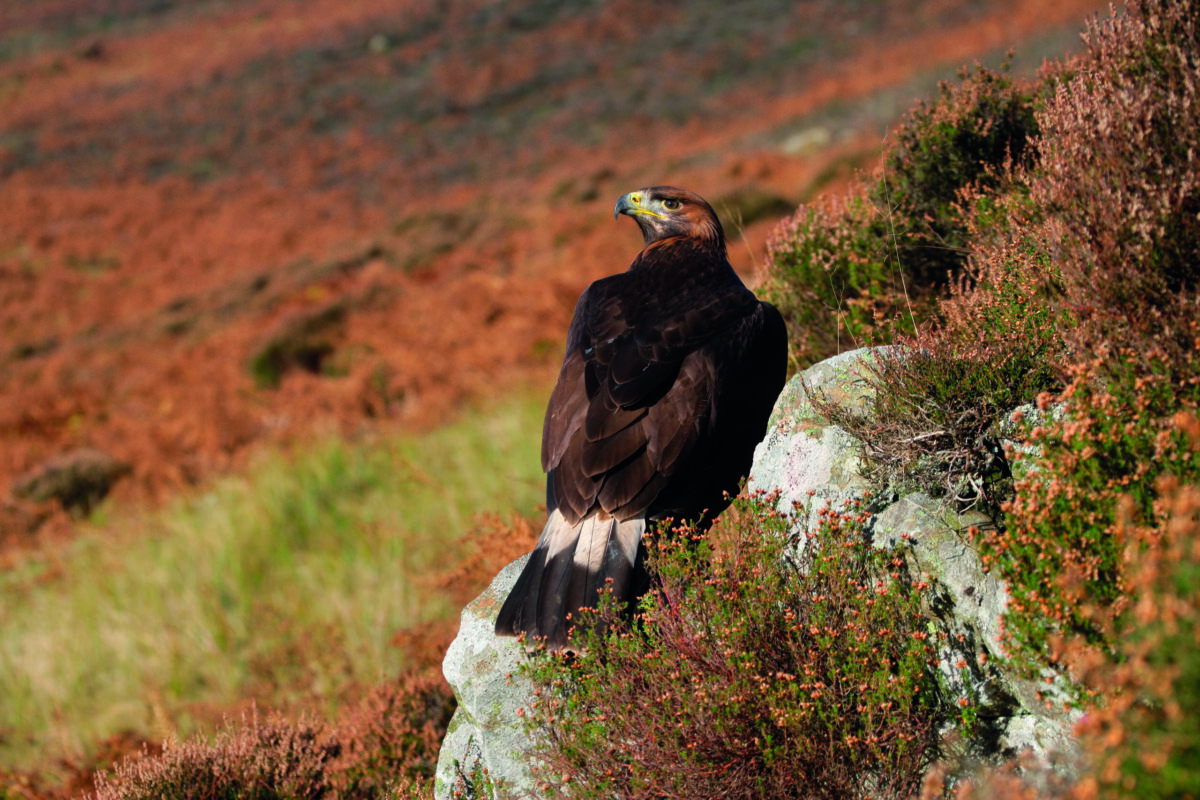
[768,0,1200,793]
[524,494,945,800]
[763,60,1046,369]
[1031,0,1200,363]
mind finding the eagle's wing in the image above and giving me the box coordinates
[497,187,789,650]
[542,268,760,524]
[498,270,765,648]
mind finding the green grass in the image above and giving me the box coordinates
[0,392,547,772]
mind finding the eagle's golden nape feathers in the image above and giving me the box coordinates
[614,185,725,251]
[495,185,788,651]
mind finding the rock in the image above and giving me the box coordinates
[748,347,886,533]
[781,126,833,156]
[750,347,1080,776]
[873,493,1007,654]
[11,447,131,515]
[872,493,1079,769]
[434,557,540,800]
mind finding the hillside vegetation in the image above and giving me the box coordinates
[0,1,1125,798]
[86,0,1200,794]
[0,396,544,794]
[1,0,1103,543]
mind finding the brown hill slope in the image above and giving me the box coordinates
[0,0,1105,546]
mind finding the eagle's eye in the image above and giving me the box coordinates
[661,198,682,211]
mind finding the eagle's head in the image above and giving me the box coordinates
[614,186,725,251]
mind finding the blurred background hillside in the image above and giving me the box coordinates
[0,0,1107,794]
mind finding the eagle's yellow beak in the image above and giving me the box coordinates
[614,191,663,220]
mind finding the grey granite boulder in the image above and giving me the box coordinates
[749,347,1081,776]
[747,347,884,533]
[434,557,539,800]
[871,493,1079,770]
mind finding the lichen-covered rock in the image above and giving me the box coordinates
[434,557,538,800]
[748,347,884,531]
[751,347,1081,777]
[871,493,1079,770]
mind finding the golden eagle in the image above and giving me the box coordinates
[494,186,788,650]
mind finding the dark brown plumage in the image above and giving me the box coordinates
[494,186,788,650]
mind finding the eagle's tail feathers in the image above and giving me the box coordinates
[494,509,645,650]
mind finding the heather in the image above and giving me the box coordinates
[761,59,1049,368]
[765,0,1200,794]
[90,675,453,800]
[522,495,946,800]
